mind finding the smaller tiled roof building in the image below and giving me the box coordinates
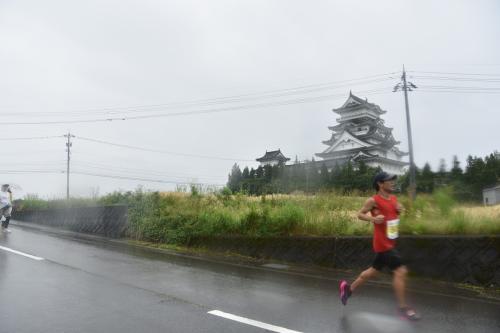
[256,149,290,167]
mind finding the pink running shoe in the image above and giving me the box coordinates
[398,307,421,321]
[339,280,351,305]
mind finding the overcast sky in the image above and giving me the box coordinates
[1,0,499,198]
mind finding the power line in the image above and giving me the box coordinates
[71,151,231,178]
[408,70,500,77]
[0,169,224,188]
[411,75,500,83]
[1,77,394,117]
[120,89,391,121]
[0,72,398,117]
[0,88,392,125]
[0,170,64,174]
[75,136,256,162]
[416,85,500,94]
[0,161,65,166]
[0,135,65,141]
[71,171,225,187]
[72,161,226,181]
[417,90,500,94]
[0,149,64,156]
[417,85,500,90]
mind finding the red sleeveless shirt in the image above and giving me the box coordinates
[370,194,399,253]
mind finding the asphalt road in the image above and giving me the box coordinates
[0,223,498,333]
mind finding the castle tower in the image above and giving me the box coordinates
[316,92,408,174]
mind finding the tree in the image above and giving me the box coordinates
[242,166,250,179]
[330,163,342,189]
[319,163,330,189]
[450,155,463,182]
[263,164,273,183]
[338,161,355,193]
[306,159,321,192]
[435,158,448,187]
[353,161,379,193]
[418,162,434,193]
[227,163,242,192]
[288,162,306,192]
[485,153,500,185]
[464,156,487,201]
[227,151,499,200]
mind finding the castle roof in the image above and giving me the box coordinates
[256,149,290,163]
[333,91,387,115]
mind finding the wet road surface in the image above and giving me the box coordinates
[0,223,498,333]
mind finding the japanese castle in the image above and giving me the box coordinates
[315,92,408,174]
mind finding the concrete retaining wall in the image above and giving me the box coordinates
[188,235,500,286]
[11,206,499,286]
[13,205,128,238]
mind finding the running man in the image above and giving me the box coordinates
[339,172,420,321]
[0,184,13,233]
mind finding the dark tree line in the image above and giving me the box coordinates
[400,153,500,201]
[227,152,500,201]
[227,160,382,195]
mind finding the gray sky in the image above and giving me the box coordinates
[1,0,499,198]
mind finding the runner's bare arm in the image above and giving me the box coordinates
[358,198,384,224]
[358,198,375,222]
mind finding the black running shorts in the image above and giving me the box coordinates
[372,249,404,271]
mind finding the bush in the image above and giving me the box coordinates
[197,209,240,236]
[433,187,456,217]
[448,210,467,234]
[16,190,500,244]
[268,203,304,235]
[241,207,264,235]
[329,209,351,235]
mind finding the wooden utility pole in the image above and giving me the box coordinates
[64,133,75,199]
[394,66,417,201]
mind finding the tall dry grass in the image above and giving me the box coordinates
[18,188,500,244]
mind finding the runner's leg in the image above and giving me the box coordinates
[351,267,379,292]
[393,266,408,308]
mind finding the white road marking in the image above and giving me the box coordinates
[208,310,303,333]
[0,245,44,261]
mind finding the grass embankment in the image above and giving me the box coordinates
[18,189,500,245]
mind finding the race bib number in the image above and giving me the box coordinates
[386,219,399,240]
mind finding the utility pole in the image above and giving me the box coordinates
[394,66,417,201]
[64,132,75,200]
